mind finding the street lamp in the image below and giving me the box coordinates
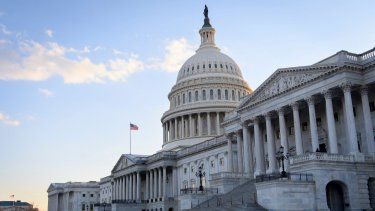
[276,146,288,178]
[195,165,206,191]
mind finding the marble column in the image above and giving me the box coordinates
[114,179,117,200]
[291,102,303,155]
[174,118,178,140]
[153,169,157,199]
[277,108,289,170]
[163,123,166,143]
[145,171,149,200]
[189,114,193,137]
[162,167,167,198]
[216,112,220,135]
[198,113,202,136]
[167,121,169,142]
[136,172,141,201]
[323,90,339,153]
[131,174,135,201]
[265,113,277,173]
[361,86,375,154]
[125,175,128,200]
[122,176,125,200]
[227,136,233,172]
[129,174,133,200]
[150,170,154,199]
[306,96,319,152]
[242,124,251,174]
[236,130,243,173]
[207,112,211,135]
[342,83,359,154]
[254,117,265,176]
[172,167,177,196]
[181,116,185,138]
[158,168,162,199]
[111,180,115,202]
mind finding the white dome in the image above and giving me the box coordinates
[160,10,252,151]
[176,47,244,84]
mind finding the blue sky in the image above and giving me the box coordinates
[0,1,374,210]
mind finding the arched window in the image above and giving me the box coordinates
[197,65,199,69]
[202,90,206,100]
[238,91,241,101]
[183,93,185,104]
[188,92,192,102]
[210,89,214,100]
[218,89,221,100]
[192,66,194,70]
[178,95,181,105]
[214,64,217,68]
[220,64,223,68]
[232,90,235,100]
[203,64,205,69]
[209,63,211,68]
[174,97,177,107]
[225,89,228,100]
[195,91,199,101]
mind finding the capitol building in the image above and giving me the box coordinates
[48,7,375,211]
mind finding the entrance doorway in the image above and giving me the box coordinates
[326,181,346,211]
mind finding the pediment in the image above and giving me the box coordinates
[239,65,337,110]
[112,155,134,172]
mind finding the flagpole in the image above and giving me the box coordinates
[129,123,132,154]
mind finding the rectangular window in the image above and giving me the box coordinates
[82,194,86,197]
[219,158,224,166]
[289,126,294,135]
[302,122,308,131]
[316,118,322,127]
[210,160,214,168]
[82,204,85,211]
[184,168,187,174]
[90,204,93,211]
[218,89,221,100]
[370,101,375,112]
[90,194,94,197]
[334,112,339,122]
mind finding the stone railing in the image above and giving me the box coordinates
[147,151,177,163]
[289,152,355,165]
[210,171,252,180]
[177,135,227,158]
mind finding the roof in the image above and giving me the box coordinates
[0,201,31,207]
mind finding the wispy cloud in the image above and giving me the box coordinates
[149,38,195,72]
[0,39,11,45]
[0,12,5,17]
[0,24,193,84]
[0,40,144,84]
[0,24,11,35]
[38,88,54,97]
[0,112,20,126]
[45,29,54,38]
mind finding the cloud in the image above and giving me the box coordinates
[0,112,20,126]
[112,49,125,56]
[38,88,54,97]
[0,24,11,35]
[0,40,144,84]
[149,38,195,72]
[45,29,54,38]
[0,12,5,17]
[0,39,11,45]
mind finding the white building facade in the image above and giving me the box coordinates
[47,182,100,211]
[50,6,375,211]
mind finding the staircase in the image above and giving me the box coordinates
[190,180,265,210]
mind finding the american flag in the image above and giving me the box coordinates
[130,123,139,130]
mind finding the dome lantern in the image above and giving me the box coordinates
[199,5,217,50]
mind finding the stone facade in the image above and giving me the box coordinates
[49,7,375,211]
[47,182,100,211]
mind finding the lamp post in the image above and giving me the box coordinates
[195,165,206,191]
[276,146,288,178]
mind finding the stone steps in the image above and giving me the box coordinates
[190,180,265,211]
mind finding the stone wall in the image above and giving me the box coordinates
[255,180,316,211]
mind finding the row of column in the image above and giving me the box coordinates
[113,172,141,201]
[163,112,223,142]
[145,167,167,201]
[229,83,374,177]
